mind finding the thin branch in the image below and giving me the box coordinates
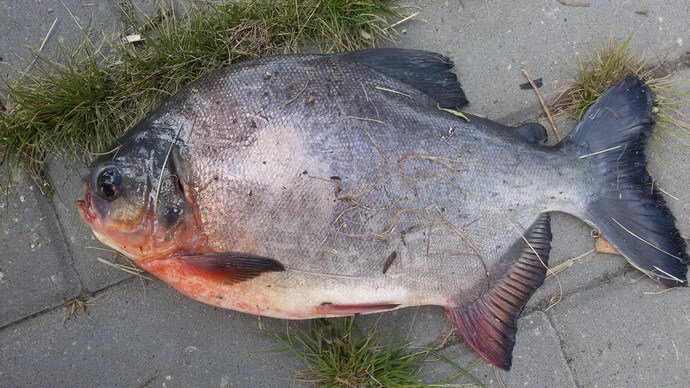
[522,69,561,142]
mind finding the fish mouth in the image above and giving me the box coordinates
[76,191,97,223]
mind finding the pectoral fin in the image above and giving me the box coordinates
[445,213,552,370]
[179,252,285,284]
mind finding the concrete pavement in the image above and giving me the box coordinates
[1,1,689,386]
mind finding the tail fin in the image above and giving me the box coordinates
[565,75,688,287]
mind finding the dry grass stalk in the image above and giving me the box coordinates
[522,69,561,142]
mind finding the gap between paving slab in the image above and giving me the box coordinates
[0,277,304,387]
[0,169,81,328]
[548,274,690,387]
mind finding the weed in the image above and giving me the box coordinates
[266,316,484,387]
[0,0,403,178]
[63,297,93,323]
[552,36,645,118]
[552,36,689,139]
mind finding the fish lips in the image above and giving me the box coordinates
[76,190,97,223]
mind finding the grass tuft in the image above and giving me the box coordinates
[552,36,690,138]
[552,36,644,119]
[266,316,484,387]
[0,0,402,177]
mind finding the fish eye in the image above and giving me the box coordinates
[96,167,122,201]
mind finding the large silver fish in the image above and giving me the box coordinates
[77,49,688,369]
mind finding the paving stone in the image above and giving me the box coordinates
[423,311,576,387]
[0,170,81,328]
[0,0,122,80]
[646,67,690,237]
[397,0,689,124]
[1,0,689,386]
[548,274,690,387]
[0,279,304,387]
[47,158,133,293]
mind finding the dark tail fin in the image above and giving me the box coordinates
[564,75,688,287]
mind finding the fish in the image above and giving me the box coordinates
[77,49,689,369]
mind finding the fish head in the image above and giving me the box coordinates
[77,122,205,262]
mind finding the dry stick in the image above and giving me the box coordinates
[556,0,591,7]
[387,12,419,29]
[285,75,312,105]
[522,69,561,142]
[547,248,595,278]
[19,18,59,80]
[95,257,152,280]
[154,123,186,208]
[494,366,507,388]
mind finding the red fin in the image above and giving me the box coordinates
[445,213,552,370]
[180,252,284,284]
[315,303,400,316]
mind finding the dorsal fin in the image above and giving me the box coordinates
[340,48,468,108]
[445,213,552,370]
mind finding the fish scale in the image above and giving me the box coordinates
[181,56,576,295]
[78,49,688,370]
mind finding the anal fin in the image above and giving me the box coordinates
[445,213,552,370]
[179,252,285,284]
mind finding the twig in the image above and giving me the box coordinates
[285,75,312,105]
[154,123,186,208]
[578,145,623,159]
[505,215,564,310]
[340,116,385,124]
[374,86,411,98]
[19,18,59,80]
[437,104,470,122]
[658,187,679,201]
[494,365,507,388]
[61,0,107,60]
[611,217,685,262]
[522,69,561,142]
[96,257,152,280]
[556,0,590,6]
[387,12,419,29]
[643,287,677,295]
[547,248,595,278]
[61,0,84,31]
